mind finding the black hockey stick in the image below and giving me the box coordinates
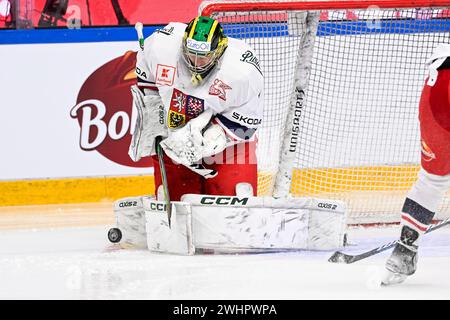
[133,23,171,228]
[328,217,450,264]
[155,136,172,228]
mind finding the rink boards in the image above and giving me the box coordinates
[1,19,450,224]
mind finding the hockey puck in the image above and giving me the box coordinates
[108,228,122,243]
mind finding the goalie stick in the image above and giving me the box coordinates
[134,22,172,227]
[155,136,172,228]
[328,217,450,264]
[135,22,145,51]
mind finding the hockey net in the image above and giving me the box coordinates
[200,0,450,225]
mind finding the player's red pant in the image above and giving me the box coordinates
[152,142,258,201]
[419,70,450,176]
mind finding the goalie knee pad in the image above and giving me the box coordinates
[157,185,165,201]
[235,183,254,196]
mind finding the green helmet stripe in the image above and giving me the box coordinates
[191,17,216,42]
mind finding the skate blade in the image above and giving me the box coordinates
[381,269,407,286]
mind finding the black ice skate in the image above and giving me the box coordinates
[381,226,419,286]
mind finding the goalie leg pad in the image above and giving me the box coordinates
[114,196,152,248]
[144,194,347,254]
[144,198,195,255]
[183,195,347,251]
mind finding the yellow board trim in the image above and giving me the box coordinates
[0,176,155,207]
[0,165,422,206]
[0,165,423,207]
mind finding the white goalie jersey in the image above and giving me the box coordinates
[135,22,264,140]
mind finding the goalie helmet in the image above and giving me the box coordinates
[182,16,228,86]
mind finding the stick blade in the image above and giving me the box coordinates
[328,251,356,264]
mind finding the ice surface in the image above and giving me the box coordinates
[0,223,449,299]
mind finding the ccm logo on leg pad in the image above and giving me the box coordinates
[149,202,168,211]
[200,197,249,206]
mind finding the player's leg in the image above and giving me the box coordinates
[152,153,203,201]
[383,70,450,285]
[203,141,258,196]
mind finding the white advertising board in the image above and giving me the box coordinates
[0,41,154,180]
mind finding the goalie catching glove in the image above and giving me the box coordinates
[160,109,227,178]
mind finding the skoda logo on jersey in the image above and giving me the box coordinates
[186,38,211,53]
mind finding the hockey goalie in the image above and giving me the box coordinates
[108,16,347,254]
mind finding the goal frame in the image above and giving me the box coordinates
[200,0,450,16]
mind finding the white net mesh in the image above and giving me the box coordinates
[202,1,450,224]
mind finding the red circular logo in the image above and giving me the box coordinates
[71,51,152,168]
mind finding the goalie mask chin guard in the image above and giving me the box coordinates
[182,16,228,85]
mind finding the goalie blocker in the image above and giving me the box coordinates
[110,193,347,254]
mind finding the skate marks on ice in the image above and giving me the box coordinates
[0,223,450,299]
